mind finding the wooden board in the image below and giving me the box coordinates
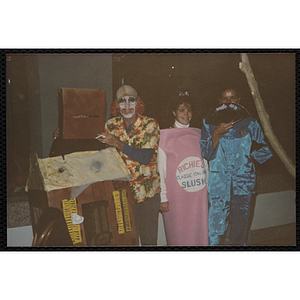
[44,181,138,247]
[59,87,106,139]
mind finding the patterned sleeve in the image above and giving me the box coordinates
[104,121,109,134]
[122,118,160,164]
[130,118,160,150]
[142,118,160,150]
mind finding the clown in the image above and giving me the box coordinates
[96,85,161,246]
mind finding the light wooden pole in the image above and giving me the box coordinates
[239,53,295,179]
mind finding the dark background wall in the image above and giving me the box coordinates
[112,52,295,194]
[113,53,295,150]
[6,51,295,194]
[7,53,113,186]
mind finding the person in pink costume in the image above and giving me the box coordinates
[158,93,209,246]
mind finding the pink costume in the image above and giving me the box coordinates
[158,127,209,246]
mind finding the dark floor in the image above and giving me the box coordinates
[7,192,31,228]
[7,190,297,247]
[250,223,296,246]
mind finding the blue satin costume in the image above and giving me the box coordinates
[200,117,273,245]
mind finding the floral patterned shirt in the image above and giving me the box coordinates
[105,114,161,203]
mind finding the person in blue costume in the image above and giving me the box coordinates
[200,88,273,246]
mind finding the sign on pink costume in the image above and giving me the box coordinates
[159,128,209,246]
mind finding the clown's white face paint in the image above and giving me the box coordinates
[118,96,137,119]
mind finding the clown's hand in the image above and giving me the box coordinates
[96,133,124,151]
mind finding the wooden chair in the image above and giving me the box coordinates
[32,220,56,246]
[31,207,73,247]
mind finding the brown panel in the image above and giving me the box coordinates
[48,188,72,210]
[29,181,138,247]
[59,87,106,139]
[103,181,139,246]
[76,184,96,245]
[48,188,87,246]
